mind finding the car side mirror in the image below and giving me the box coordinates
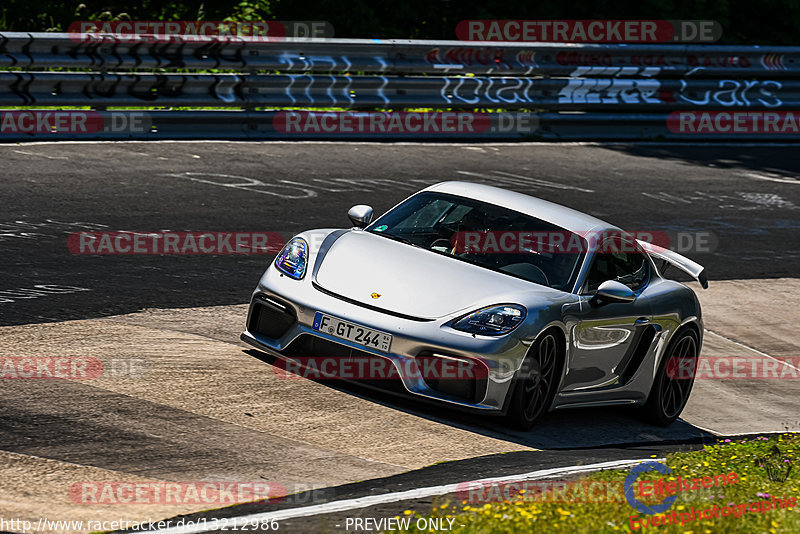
[347,205,373,228]
[595,280,636,303]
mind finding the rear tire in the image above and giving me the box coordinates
[506,331,561,430]
[640,328,699,426]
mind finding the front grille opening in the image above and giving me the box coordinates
[248,296,297,339]
[416,352,489,404]
[284,333,351,359]
[282,334,406,393]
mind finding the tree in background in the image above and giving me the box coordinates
[1,0,798,45]
[0,0,272,30]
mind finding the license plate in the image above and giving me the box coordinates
[312,312,392,352]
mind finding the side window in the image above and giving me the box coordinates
[586,240,649,292]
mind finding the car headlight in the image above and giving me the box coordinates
[274,237,308,279]
[452,304,526,336]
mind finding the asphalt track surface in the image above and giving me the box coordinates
[1,141,800,533]
[2,141,800,326]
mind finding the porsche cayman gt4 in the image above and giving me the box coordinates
[242,182,706,429]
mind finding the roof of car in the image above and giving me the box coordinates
[423,181,617,235]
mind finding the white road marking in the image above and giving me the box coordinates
[739,192,797,209]
[743,172,800,185]
[704,329,800,373]
[12,150,68,160]
[642,190,796,210]
[141,458,657,534]
[642,192,692,204]
[0,285,91,304]
[164,172,433,198]
[492,170,595,193]
[163,172,318,199]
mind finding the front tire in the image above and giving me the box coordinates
[506,331,561,430]
[641,328,699,426]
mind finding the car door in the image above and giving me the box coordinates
[561,237,655,391]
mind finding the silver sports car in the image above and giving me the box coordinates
[242,182,707,429]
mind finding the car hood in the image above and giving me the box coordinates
[313,230,561,319]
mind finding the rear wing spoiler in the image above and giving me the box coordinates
[636,239,708,289]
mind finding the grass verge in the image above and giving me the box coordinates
[389,434,799,533]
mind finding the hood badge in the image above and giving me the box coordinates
[370,292,381,299]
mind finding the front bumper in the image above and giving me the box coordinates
[241,268,532,412]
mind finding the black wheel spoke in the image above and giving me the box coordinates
[660,335,697,419]
[521,334,559,421]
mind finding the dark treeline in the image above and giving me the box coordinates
[1,0,795,45]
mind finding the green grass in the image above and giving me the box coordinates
[388,434,799,533]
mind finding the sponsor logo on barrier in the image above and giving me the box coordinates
[666,356,800,380]
[557,67,661,105]
[69,481,286,505]
[67,21,333,42]
[424,47,514,69]
[273,111,539,135]
[669,111,800,133]
[0,111,150,135]
[676,80,782,108]
[761,54,787,71]
[456,20,721,43]
[554,52,753,70]
[68,232,285,255]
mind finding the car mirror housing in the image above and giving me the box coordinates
[595,280,636,303]
[348,205,373,228]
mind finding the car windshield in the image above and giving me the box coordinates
[366,191,586,291]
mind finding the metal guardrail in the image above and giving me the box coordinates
[1,33,800,140]
[2,32,799,76]
[1,72,797,109]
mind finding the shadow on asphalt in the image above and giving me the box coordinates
[244,349,716,451]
